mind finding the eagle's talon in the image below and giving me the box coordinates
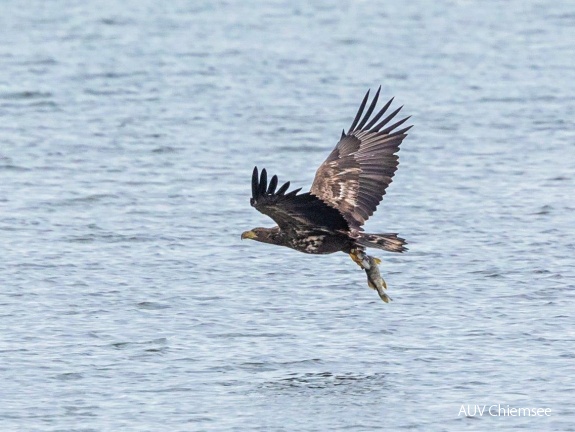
[349,248,370,269]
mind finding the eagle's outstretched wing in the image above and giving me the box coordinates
[310,87,412,229]
[250,167,349,233]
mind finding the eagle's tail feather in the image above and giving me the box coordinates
[356,233,407,253]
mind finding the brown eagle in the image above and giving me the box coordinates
[241,87,411,302]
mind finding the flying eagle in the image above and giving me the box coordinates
[241,87,411,302]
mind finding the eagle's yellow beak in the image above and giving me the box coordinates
[241,230,257,240]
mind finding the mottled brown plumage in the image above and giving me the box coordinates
[310,89,410,229]
[241,87,412,300]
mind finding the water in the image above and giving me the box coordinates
[1,1,574,430]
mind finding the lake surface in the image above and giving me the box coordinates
[1,0,574,430]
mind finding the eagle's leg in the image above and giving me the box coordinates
[349,247,368,268]
[349,248,390,303]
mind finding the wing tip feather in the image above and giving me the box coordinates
[347,88,370,134]
[258,168,268,196]
[251,166,259,199]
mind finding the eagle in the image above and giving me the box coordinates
[241,87,411,302]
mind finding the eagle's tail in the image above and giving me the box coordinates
[356,233,407,253]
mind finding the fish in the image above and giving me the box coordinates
[364,255,391,303]
[350,249,392,303]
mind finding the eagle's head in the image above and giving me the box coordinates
[241,226,282,245]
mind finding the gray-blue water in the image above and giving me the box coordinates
[1,1,574,431]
